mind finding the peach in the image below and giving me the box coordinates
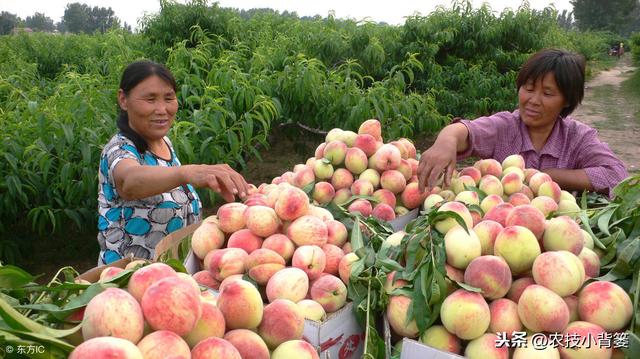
[228,229,263,254]
[459,166,482,184]
[310,274,347,313]
[452,175,477,194]
[358,168,381,188]
[323,140,347,166]
[578,247,600,278]
[387,295,419,338]
[344,147,369,175]
[322,243,344,276]
[288,215,328,246]
[342,241,352,254]
[400,182,426,209]
[124,259,148,271]
[440,289,490,340]
[292,245,327,279]
[297,299,326,321]
[325,220,348,247]
[314,160,335,180]
[479,175,504,196]
[564,295,580,322]
[275,186,310,221]
[271,340,320,359]
[493,226,541,275]
[224,329,270,359]
[454,190,480,206]
[435,201,474,234]
[325,129,342,142]
[578,281,633,332]
[556,199,582,219]
[502,154,525,170]
[517,284,569,332]
[528,172,553,194]
[419,325,462,354]
[262,233,296,262]
[475,159,503,177]
[505,204,546,239]
[353,133,378,157]
[192,337,241,359]
[245,193,269,206]
[519,184,534,200]
[559,321,612,359]
[464,255,512,299]
[530,195,558,217]
[244,205,280,238]
[348,199,373,217]
[488,298,522,338]
[542,215,584,255]
[245,248,286,285]
[267,267,309,303]
[217,202,248,233]
[204,247,248,281]
[218,274,244,292]
[373,188,397,208]
[524,168,540,183]
[532,250,585,296]
[141,276,202,336]
[182,300,225,346]
[332,188,352,205]
[397,159,413,180]
[338,252,359,284]
[464,333,509,359]
[330,168,354,190]
[372,144,402,171]
[444,226,481,269]
[312,181,335,204]
[483,202,514,227]
[384,270,408,294]
[217,279,264,330]
[82,288,144,343]
[127,262,176,302]
[480,194,503,214]
[423,193,444,210]
[581,229,595,249]
[473,220,503,255]
[351,178,374,196]
[338,130,358,146]
[258,299,305,349]
[398,138,417,159]
[70,337,143,359]
[99,266,124,282]
[137,330,190,358]
[305,157,317,168]
[390,140,409,159]
[507,277,535,302]
[395,205,409,216]
[372,203,396,221]
[537,181,562,202]
[508,192,530,206]
[293,166,315,188]
[191,221,225,259]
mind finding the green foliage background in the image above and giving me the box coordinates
[0,0,620,263]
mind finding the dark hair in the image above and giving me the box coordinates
[118,60,177,154]
[516,48,585,118]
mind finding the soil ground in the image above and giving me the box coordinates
[20,55,639,283]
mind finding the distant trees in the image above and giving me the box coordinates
[571,0,639,35]
[59,3,122,33]
[25,12,56,32]
[0,11,22,34]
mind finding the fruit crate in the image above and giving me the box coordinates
[400,338,465,359]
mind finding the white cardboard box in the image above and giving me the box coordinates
[303,302,364,359]
[400,338,465,359]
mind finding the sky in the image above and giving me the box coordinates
[3,0,574,29]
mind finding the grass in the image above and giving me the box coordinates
[621,63,640,125]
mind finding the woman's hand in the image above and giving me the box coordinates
[182,164,250,202]
[417,139,458,192]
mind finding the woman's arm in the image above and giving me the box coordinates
[113,159,249,202]
[417,122,470,191]
[541,168,596,193]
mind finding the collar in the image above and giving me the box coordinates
[515,110,563,159]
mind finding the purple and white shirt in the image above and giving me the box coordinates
[456,110,628,196]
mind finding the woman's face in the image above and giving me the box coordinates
[518,72,567,131]
[118,75,178,142]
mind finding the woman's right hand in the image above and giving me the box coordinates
[417,138,458,192]
[182,164,250,202]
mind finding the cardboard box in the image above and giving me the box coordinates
[303,302,364,359]
[400,338,465,359]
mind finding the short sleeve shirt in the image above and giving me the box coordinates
[456,110,629,196]
[97,133,202,265]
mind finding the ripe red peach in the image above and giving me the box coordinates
[517,284,569,333]
[483,203,514,227]
[271,340,320,359]
[397,159,413,180]
[344,147,369,174]
[440,289,490,340]
[464,333,509,359]
[479,175,504,197]
[228,228,264,254]
[204,247,248,281]
[501,171,523,195]
[473,220,503,255]
[297,299,326,321]
[564,295,580,322]
[293,166,315,188]
[191,337,241,359]
[262,233,295,262]
[321,244,344,276]
[372,203,396,221]
[358,119,382,141]
[475,159,503,177]
[275,186,310,221]
[435,201,474,234]
[183,300,226,347]
[400,182,427,209]
[387,295,419,338]
[82,288,144,343]
[537,181,562,202]
[578,281,633,332]
[532,250,585,296]
[266,267,310,303]
[459,166,482,184]
[578,247,600,278]
[488,298,522,338]
[217,202,248,233]
[530,195,558,217]
[463,255,512,299]
[325,220,348,247]
[348,199,373,217]
[353,133,378,157]
[292,245,327,280]
[508,192,530,206]
[70,337,143,359]
[559,321,612,359]
[258,299,305,349]
[528,172,553,195]
[217,279,264,330]
[191,221,225,259]
[419,325,462,354]
[287,215,329,247]
[505,204,546,239]
[444,226,482,269]
[245,248,286,285]
[331,168,354,190]
[338,252,359,284]
[542,215,584,255]
[141,276,202,336]
[244,205,280,238]
[480,194,504,214]
[98,266,124,283]
[493,226,541,275]
[224,329,270,359]
[507,277,535,302]
[137,330,190,358]
[310,274,348,313]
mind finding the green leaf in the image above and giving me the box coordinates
[351,217,364,252]
[0,296,82,339]
[0,265,34,289]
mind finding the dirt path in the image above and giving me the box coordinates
[573,55,640,172]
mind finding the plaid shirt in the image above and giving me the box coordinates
[456,110,629,196]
